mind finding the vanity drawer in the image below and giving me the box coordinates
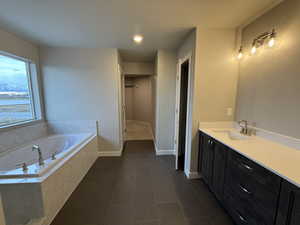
[224,191,267,225]
[225,174,279,225]
[228,150,281,190]
[225,150,281,225]
[227,160,281,200]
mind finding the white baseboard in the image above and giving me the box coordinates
[26,217,45,225]
[156,150,176,156]
[98,150,122,157]
[185,170,201,179]
[154,141,175,156]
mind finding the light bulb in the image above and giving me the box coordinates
[237,52,243,60]
[237,46,243,60]
[268,37,275,47]
[251,46,257,55]
[133,35,143,44]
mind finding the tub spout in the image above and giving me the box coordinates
[32,145,44,166]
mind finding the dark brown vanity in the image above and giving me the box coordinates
[199,131,300,225]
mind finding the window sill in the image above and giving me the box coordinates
[0,119,45,133]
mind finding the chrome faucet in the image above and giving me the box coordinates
[238,120,250,135]
[16,162,28,172]
[32,145,44,166]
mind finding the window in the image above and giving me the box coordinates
[0,53,40,127]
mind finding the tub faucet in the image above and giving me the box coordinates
[32,145,44,166]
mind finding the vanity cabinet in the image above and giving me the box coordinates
[276,180,300,225]
[198,131,298,225]
[199,132,227,201]
[211,141,227,201]
[200,133,215,188]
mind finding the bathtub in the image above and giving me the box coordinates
[0,133,94,180]
[0,132,98,225]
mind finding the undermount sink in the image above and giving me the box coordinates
[212,129,250,141]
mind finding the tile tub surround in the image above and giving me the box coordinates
[199,127,300,188]
[47,120,99,135]
[0,135,98,225]
[0,121,48,154]
[0,195,5,225]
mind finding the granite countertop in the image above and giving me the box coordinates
[199,127,300,188]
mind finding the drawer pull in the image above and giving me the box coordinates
[237,211,248,224]
[239,185,252,195]
[240,163,253,171]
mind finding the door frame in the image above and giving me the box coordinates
[174,53,192,170]
[117,63,125,149]
[121,74,126,133]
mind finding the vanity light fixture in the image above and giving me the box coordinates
[237,46,243,60]
[250,28,277,55]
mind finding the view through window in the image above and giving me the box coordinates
[0,54,35,127]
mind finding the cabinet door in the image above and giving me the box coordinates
[276,180,300,225]
[212,142,227,201]
[200,133,215,188]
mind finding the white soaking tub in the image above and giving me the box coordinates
[0,132,98,225]
[0,133,94,179]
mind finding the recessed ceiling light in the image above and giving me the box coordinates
[133,35,143,44]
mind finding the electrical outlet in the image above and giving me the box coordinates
[227,108,233,116]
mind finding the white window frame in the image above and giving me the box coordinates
[0,51,43,130]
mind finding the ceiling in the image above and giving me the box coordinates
[0,0,281,62]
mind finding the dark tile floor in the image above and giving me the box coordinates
[50,141,234,225]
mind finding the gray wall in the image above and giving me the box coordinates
[155,50,177,151]
[123,62,154,75]
[236,0,300,139]
[196,28,238,122]
[132,77,152,123]
[177,28,239,174]
[40,47,121,151]
[125,76,153,123]
[0,28,39,62]
[193,28,238,174]
[125,78,134,120]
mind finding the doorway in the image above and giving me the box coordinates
[175,58,190,171]
[123,76,154,141]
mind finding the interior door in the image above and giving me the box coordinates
[174,61,181,170]
[177,61,189,170]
